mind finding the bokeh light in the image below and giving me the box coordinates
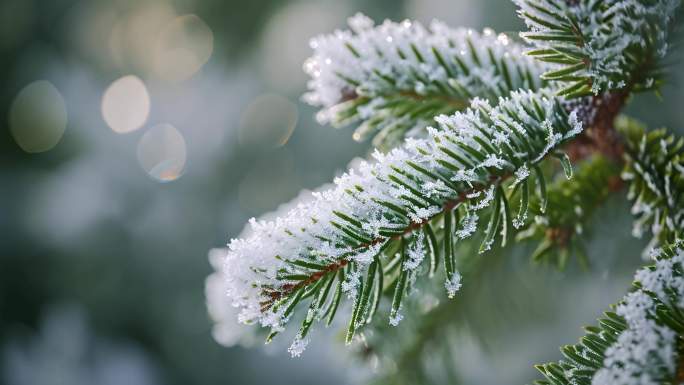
[108,3,176,73]
[107,5,213,82]
[137,123,187,182]
[154,14,214,82]
[101,75,151,134]
[238,93,298,148]
[9,80,67,153]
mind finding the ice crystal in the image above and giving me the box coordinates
[404,231,426,270]
[444,271,463,299]
[512,214,527,230]
[455,213,478,239]
[342,270,362,297]
[472,185,497,210]
[512,164,530,186]
[288,334,310,358]
[389,312,404,327]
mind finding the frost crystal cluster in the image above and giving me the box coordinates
[205,248,256,347]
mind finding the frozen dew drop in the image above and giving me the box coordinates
[445,271,462,299]
[389,312,403,326]
[288,335,310,357]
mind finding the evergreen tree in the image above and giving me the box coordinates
[207,1,684,383]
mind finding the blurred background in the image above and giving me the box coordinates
[1,1,682,384]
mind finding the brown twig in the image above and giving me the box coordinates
[564,92,628,162]
[261,174,508,307]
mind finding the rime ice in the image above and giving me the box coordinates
[517,0,680,94]
[591,242,684,385]
[303,13,548,147]
[444,272,463,299]
[208,89,583,350]
[288,335,310,358]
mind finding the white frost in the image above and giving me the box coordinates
[517,0,680,93]
[208,89,581,342]
[444,271,463,299]
[591,242,684,385]
[304,13,547,129]
[389,312,404,326]
[288,335,310,358]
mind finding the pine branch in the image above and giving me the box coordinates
[211,88,585,355]
[360,156,625,385]
[303,13,549,149]
[618,117,684,248]
[531,119,684,384]
[515,0,681,97]
[360,117,684,384]
[534,240,684,385]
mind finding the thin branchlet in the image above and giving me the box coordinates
[304,13,549,148]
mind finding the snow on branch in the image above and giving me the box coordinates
[619,117,684,250]
[208,88,583,354]
[536,240,684,385]
[516,0,680,96]
[303,13,549,148]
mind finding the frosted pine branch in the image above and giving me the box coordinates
[619,118,684,248]
[535,240,684,385]
[209,88,583,354]
[353,155,624,385]
[303,13,549,148]
[516,0,680,96]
